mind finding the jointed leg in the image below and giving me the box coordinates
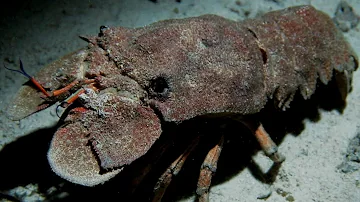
[253,123,285,163]
[238,118,285,163]
[196,135,225,202]
[241,121,285,163]
[152,137,200,202]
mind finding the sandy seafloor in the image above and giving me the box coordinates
[0,0,360,201]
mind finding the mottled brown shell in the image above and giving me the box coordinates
[98,14,267,122]
[244,6,358,108]
[7,6,358,186]
[97,5,357,122]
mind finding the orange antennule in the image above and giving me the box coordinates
[30,77,51,97]
[64,88,86,105]
[4,59,51,97]
[52,80,80,97]
[55,88,86,118]
[51,79,96,97]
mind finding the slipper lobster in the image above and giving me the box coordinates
[6,5,358,201]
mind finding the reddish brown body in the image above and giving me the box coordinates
[6,5,358,201]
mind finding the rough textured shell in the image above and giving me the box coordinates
[97,5,357,122]
[7,5,358,186]
[243,6,358,108]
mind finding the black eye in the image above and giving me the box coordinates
[149,76,171,100]
[98,25,109,37]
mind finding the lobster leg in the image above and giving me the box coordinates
[196,134,224,202]
[152,137,200,202]
[238,118,285,163]
[253,123,285,163]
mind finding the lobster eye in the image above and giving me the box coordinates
[98,25,109,37]
[149,76,171,100]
